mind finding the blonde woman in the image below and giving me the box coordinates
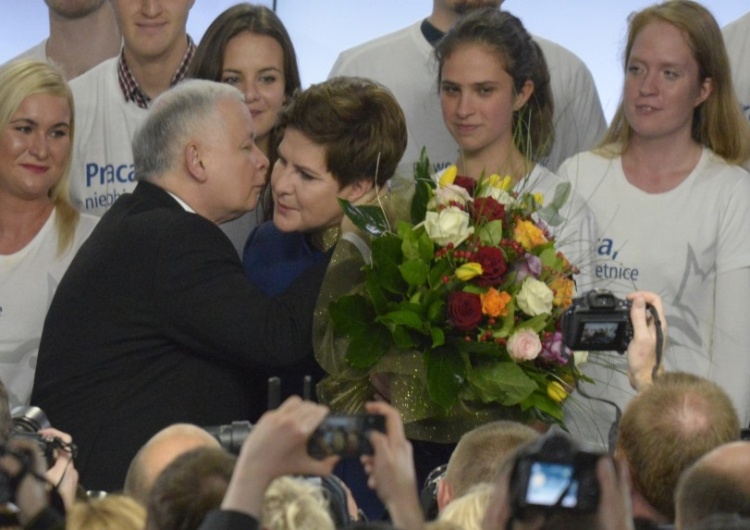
[0,59,97,408]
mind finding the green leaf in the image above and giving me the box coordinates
[399,259,430,286]
[519,391,564,421]
[516,313,552,333]
[453,339,504,356]
[537,182,571,227]
[430,326,445,348]
[365,273,389,314]
[428,258,452,287]
[417,229,435,262]
[466,362,537,406]
[392,326,418,349]
[371,235,406,294]
[346,324,391,369]
[477,220,504,246]
[330,295,374,337]
[338,199,390,236]
[411,148,438,223]
[427,299,445,323]
[380,309,424,330]
[425,346,466,411]
[538,247,559,268]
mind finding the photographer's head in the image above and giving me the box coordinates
[675,441,750,530]
[124,423,220,505]
[146,446,236,530]
[616,372,740,524]
[438,420,539,511]
[482,431,633,530]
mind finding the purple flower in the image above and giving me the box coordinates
[540,331,570,366]
[513,253,542,283]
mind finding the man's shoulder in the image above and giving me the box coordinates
[531,34,589,72]
[69,57,118,93]
[331,21,426,75]
[1,40,47,67]
[723,11,750,44]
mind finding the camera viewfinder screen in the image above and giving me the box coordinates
[580,322,619,346]
[526,461,578,508]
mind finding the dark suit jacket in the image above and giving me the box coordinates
[31,182,327,492]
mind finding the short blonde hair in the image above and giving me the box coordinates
[262,476,335,530]
[439,482,494,530]
[67,495,146,530]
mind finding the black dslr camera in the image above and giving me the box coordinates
[205,413,386,460]
[11,406,75,469]
[307,414,386,460]
[561,289,634,352]
[510,432,601,518]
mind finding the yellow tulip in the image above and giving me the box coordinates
[439,165,458,188]
[455,262,483,281]
[547,381,568,403]
[486,174,514,191]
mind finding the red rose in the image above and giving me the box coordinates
[454,176,477,196]
[475,246,508,286]
[447,291,483,331]
[473,197,505,223]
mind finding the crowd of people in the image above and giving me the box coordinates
[1,0,750,528]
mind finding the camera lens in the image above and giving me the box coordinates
[11,406,51,433]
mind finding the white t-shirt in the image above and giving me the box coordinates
[0,210,98,407]
[1,40,47,68]
[558,148,750,447]
[723,12,750,122]
[68,57,148,216]
[330,21,607,176]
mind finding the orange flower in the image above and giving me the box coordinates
[549,276,574,307]
[513,220,547,250]
[480,288,512,317]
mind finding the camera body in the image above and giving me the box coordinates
[510,432,601,518]
[307,414,386,460]
[205,413,386,460]
[562,289,634,352]
[11,406,64,469]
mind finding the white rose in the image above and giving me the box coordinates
[428,184,473,209]
[516,278,554,316]
[422,207,474,247]
[573,351,589,366]
[478,185,514,205]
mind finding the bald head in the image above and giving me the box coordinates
[676,441,750,529]
[124,423,220,504]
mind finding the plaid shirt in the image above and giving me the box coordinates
[117,35,196,109]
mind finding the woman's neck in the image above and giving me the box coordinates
[0,196,55,255]
[456,145,532,185]
[622,134,703,193]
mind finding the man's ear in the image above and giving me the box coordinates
[340,178,374,204]
[436,478,453,513]
[185,143,208,183]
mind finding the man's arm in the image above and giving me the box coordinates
[155,214,328,368]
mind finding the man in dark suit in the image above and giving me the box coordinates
[31,80,327,492]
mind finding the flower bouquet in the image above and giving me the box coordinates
[329,150,587,432]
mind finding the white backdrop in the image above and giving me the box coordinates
[0,1,746,122]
